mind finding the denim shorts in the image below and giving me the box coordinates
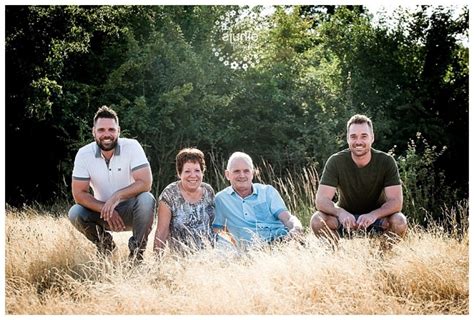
[337,214,385,237]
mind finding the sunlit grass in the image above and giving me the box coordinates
[5,202,468,315]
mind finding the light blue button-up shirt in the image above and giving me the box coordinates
[213,183,289,245]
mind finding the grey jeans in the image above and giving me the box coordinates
[68,192,155,253]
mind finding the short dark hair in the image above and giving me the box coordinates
[93,105,119,126]
[176,148,206,175]
[346,114,373,134]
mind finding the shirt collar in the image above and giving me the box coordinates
[227,183,258,197]
[94,140,121,158]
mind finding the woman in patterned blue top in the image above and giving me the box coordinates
[153,148,215,254]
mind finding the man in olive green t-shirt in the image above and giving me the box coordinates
[310,114,408,239]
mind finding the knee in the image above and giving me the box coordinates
[137,192,156,208]
[310,212,325,234]
[135,192,156,220]
[68,204,90,227]
[388,212,408,236]
[68,204,84,223]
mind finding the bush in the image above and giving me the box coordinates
[394,133,459,225]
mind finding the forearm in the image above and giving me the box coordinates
[154,202,171,253]
[284,215,302,230]
[73,191,105,213]
[153,229,168,252]
[112,179,151,202]
[316,197,345,218]
[278,211,302,232]
[370,198,403,219]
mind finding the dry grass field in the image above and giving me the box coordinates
[4,204,469,315]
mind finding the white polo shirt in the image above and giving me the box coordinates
[72,138,150,202]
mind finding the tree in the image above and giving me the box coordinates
[5,5,468,213]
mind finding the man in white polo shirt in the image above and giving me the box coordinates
[68,106,155,263]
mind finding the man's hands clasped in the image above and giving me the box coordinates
[338,210,377,232]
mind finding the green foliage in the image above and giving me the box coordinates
[5,4,468,215]
[395,133,458,224]
[26,77,63,120]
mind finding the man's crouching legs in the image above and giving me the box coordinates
[310,211,340,244]
[385,212,408,238]
[127,192,155,263]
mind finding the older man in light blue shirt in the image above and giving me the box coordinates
[213,152,303,247]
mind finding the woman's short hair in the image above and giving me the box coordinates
[176,148,206,175]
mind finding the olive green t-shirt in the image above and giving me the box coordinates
[320,148,401,215]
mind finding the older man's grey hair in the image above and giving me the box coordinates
[226,152,254,171]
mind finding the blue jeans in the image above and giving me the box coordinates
[68,192,155,253]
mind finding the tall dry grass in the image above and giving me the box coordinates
[5,203,468,315]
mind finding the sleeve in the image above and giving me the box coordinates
[204,183,216,200]
[384,155,402,187]
[129,139,150,171]
[158,184,174,210]
[319,154,339,187]
[267,186,288,219]
[213,194,225,229]
[71,151,90,180]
